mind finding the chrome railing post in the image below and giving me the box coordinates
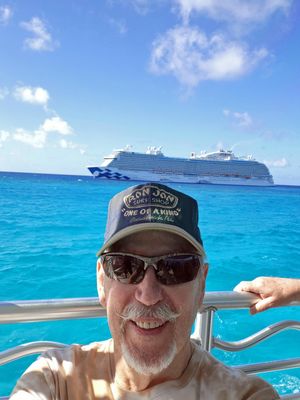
[197,307,216,352]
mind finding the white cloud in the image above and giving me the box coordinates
[264,157,288,167]
[0,130,10,147]
[114,0,161,14]
[41,117,72,135]
[59,139,86,154]
[223,109,253,128]
[224,113,291,140]
[176,0,292,25]
[13,128,47,148]
[128,0,151,15]
[108,18,127,34]
[59,139,77,149]
[20,17,58,51]
[234,112,253,127]
[150,26,268,88]
[0,5,13,25]
[0,87,9,100]
[14,85,50,106]
[12,116,74,148]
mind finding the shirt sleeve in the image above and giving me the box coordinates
[9,355,56,400]
[242,381,280,400]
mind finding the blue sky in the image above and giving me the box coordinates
[0,0,299,184]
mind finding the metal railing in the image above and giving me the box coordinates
[1,292,300,399]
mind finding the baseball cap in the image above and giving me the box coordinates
[97,182,205,257]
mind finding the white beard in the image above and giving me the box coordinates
[118,302,180,375]
[121,338,177,376]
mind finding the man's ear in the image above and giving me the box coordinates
[96,259,106,307]
[203,262,209,280]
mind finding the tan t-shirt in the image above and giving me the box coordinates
[10,339,279,400]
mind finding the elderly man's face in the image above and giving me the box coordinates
[97,231,208,376]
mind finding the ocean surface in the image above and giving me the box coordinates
[0,172,299,396]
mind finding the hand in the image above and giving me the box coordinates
[234,277,300,314]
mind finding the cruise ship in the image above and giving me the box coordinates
[87,146,274,186]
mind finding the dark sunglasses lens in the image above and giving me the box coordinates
[102,255,145,284]
[157,255,201,285]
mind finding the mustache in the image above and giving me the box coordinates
[119,303,180,323]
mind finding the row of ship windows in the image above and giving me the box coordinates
[114,162,267,175]
[120,154,257,163]
[151,171,265,178]
[116,158,265,171]
[120,154,261,166]
[149,170,271,179]
[119,155,259,164]
[113,167,268,178]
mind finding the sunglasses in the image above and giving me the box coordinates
[99,252,203,286]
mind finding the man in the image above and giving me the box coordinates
[10,183,279,399]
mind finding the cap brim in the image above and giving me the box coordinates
[97,223,206,257]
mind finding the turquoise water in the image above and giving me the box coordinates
[0,172,299,396]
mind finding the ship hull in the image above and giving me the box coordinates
[87,166,273,186]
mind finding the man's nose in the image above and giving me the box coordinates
[134,266,163,306]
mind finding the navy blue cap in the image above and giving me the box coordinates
[97,183,205,256]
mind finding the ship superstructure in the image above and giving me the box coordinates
[87,146,274,186]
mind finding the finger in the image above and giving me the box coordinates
[249,304,258,315]
[251,297,274,314]
[233,281,252,293]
